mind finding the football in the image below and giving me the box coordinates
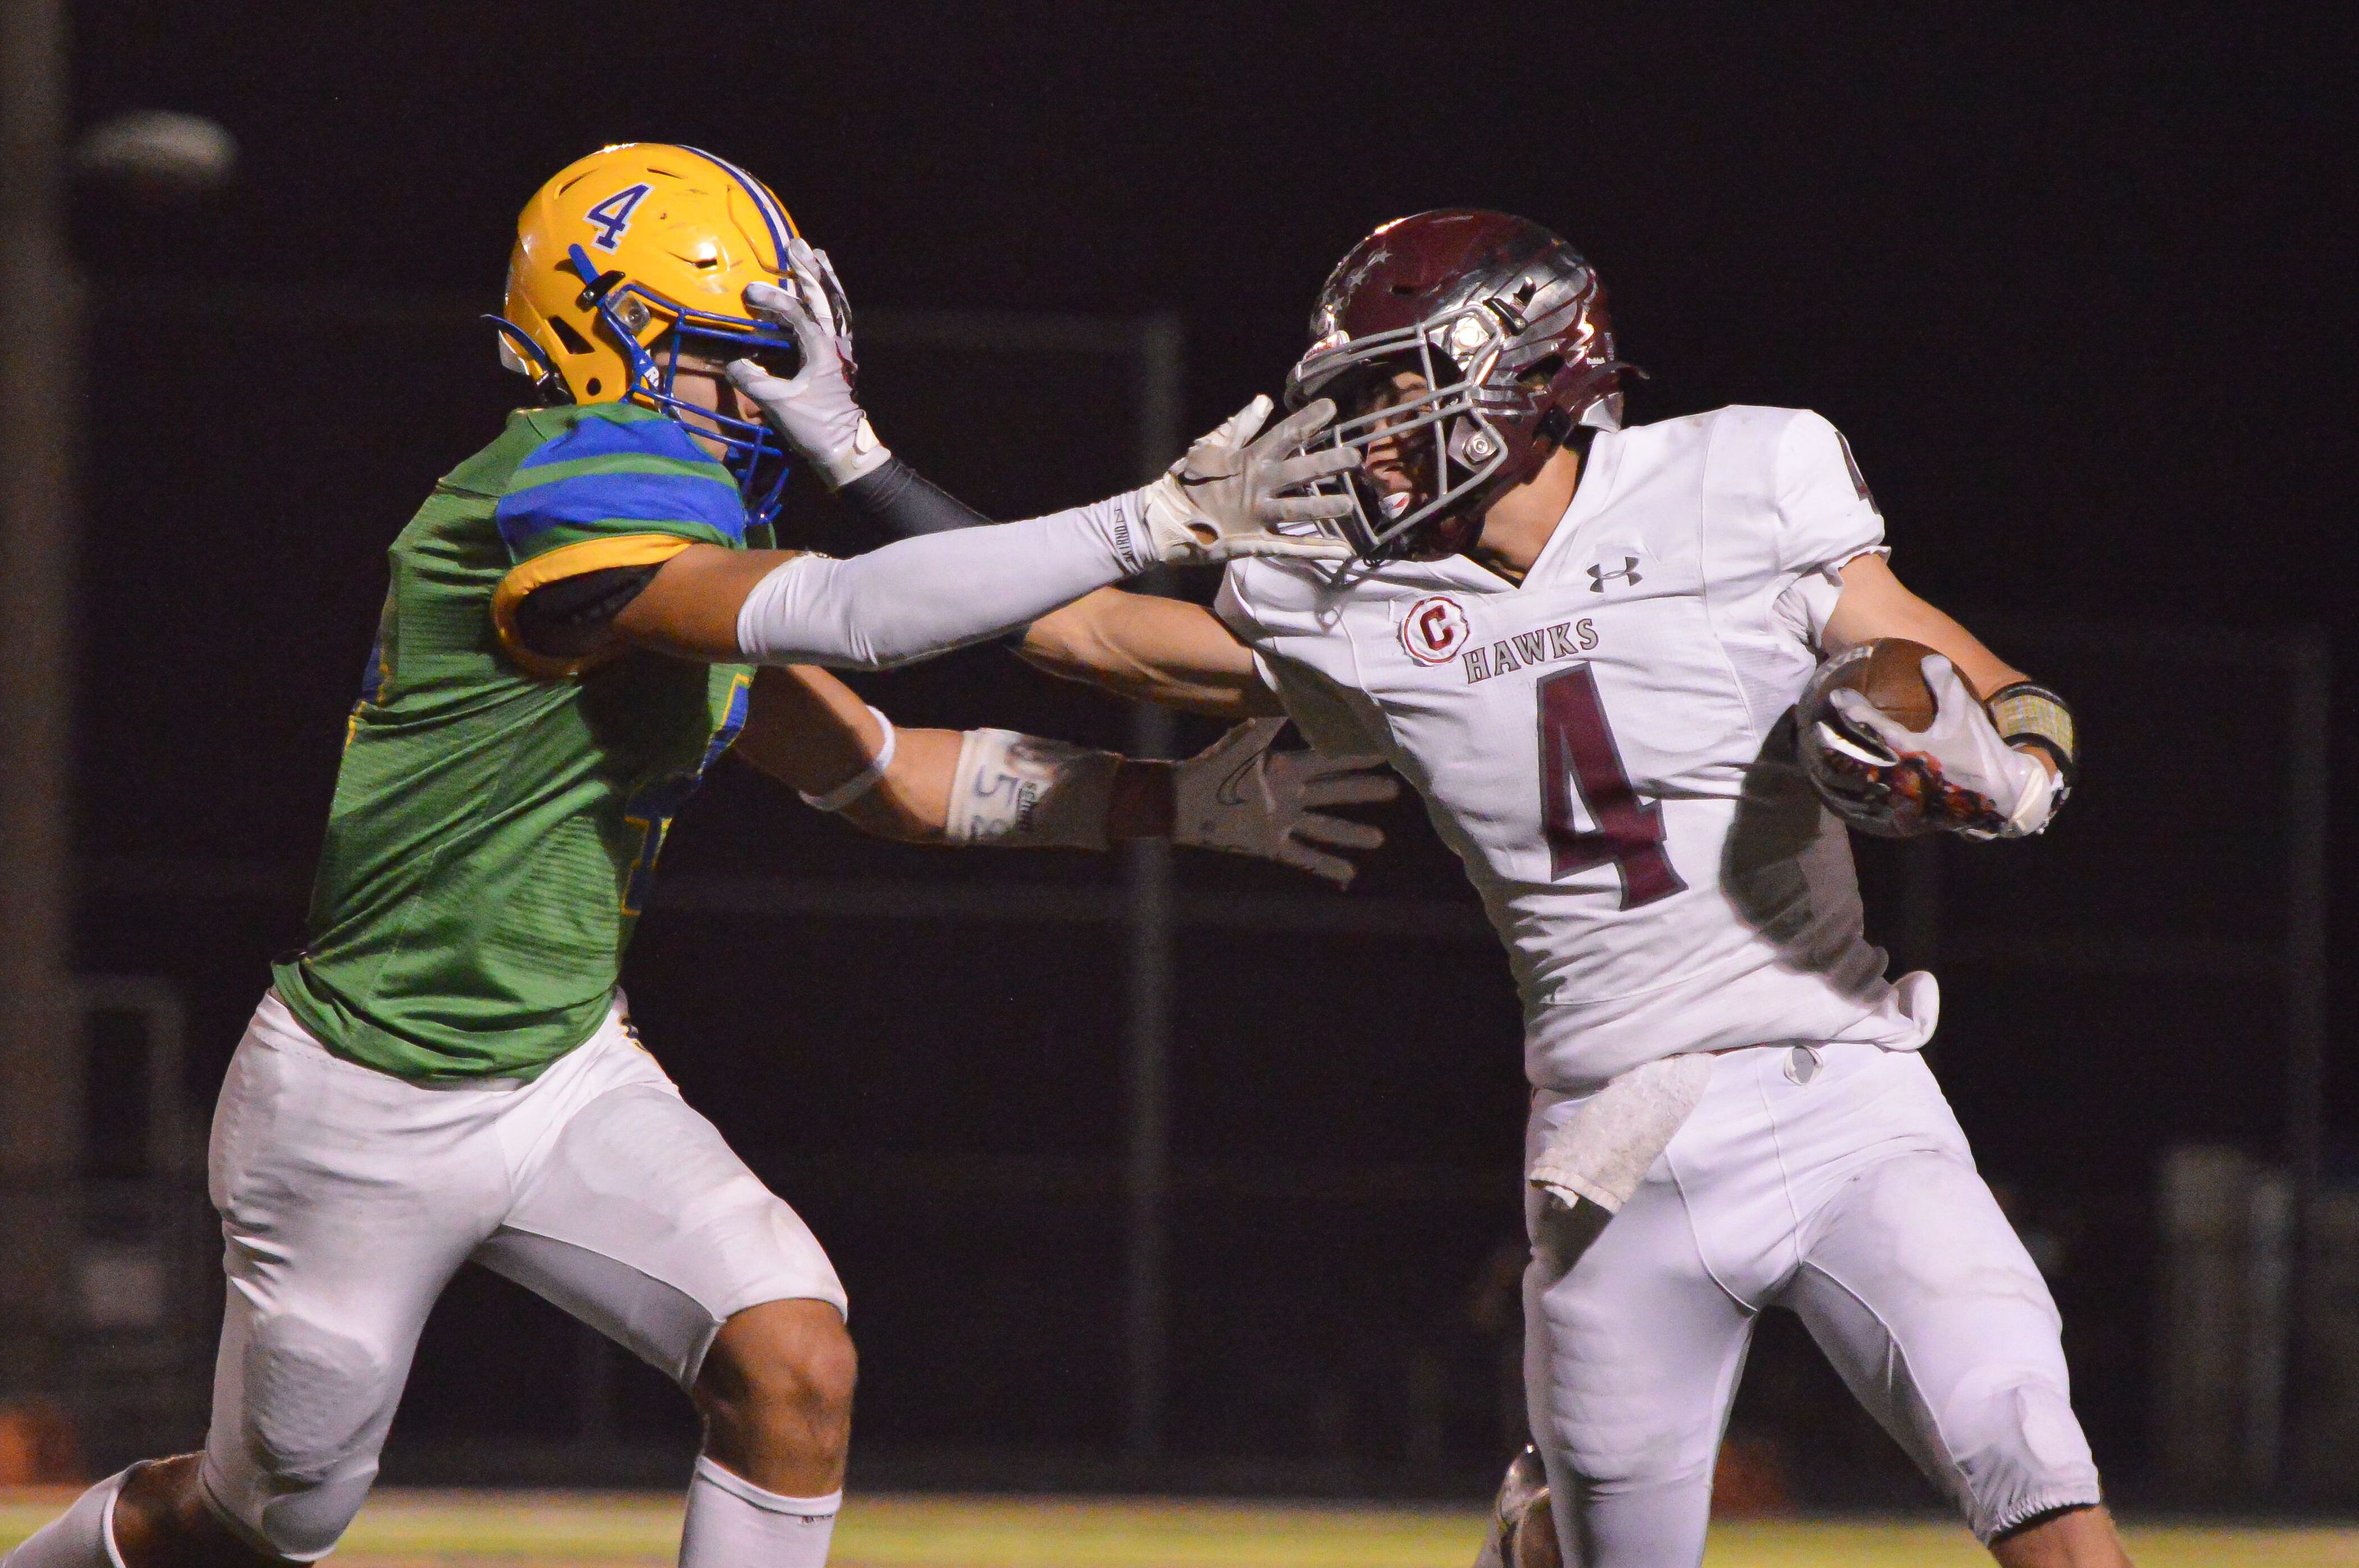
[1813,637,1940,732]
[1795,638,1944,837]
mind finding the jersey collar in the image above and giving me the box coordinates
[1427,426,1628,595]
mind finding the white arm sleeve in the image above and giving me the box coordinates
[735,490,1154,669]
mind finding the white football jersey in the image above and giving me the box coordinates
[1218,405,1937,1090]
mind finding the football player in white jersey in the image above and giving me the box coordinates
[729,211,2114,1567]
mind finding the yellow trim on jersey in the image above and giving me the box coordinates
[490,532,697,680]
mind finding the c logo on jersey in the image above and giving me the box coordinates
[585,183,653,251]
[1401,595,1471,665]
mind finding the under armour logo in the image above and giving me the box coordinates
[1587,556,1642,593]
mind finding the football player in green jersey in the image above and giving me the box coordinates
[6,146,1388,1568]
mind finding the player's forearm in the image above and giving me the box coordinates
[1017,588,1283,719]
[825,468,1277,718]
[736,708,1017,847]
[737,495,1162,668]
[1821,553,2060,780]
[769,718,1170,849]
[838,738,1173,846]
[1823,553,2025,698]
[731,665,891,793]
[736,668,1169,848]
[818,461,1281,720]
[837,728,961,842]
[752,669,1385,882]
[618,493,1159,668]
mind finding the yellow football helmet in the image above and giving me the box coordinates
[490,143,826,522]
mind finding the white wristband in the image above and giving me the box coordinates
[944,728,1117,849]
[798,706,897,812]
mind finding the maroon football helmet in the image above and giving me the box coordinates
[1284,210,1630,562]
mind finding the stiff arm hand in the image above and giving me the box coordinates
[1133,396,1356,564]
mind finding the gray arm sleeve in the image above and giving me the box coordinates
[734,489,1153,669]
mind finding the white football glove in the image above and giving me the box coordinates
[1828,654,2057,839]
[727,238,890,490]
[1171,717,1396,885]
[1136,396,1358,564]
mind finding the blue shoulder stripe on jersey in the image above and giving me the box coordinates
[515,407,729,476]
[495,470,749,550]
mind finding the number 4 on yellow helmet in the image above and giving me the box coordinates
[490,143,821,524]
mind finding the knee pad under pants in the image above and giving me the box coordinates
[201,1301,405,1561]
[1522,1156,1747,1567]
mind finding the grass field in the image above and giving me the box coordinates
[6,1489,2356,1566]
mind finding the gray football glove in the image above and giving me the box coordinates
[1171,717,1396,886]
[1136,396,1359,564]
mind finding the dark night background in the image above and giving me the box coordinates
[58,1,2354,1500]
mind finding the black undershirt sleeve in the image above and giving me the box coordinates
[839,456,996,539]
[512,565,664,659]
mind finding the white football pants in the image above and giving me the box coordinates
[1524,1040,2101,1567]
[197,991,844,1561]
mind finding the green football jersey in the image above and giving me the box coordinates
[273,401,770,1082]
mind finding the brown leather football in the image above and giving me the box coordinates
[1797,637,1981,838]
[1820,637,1939,731]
